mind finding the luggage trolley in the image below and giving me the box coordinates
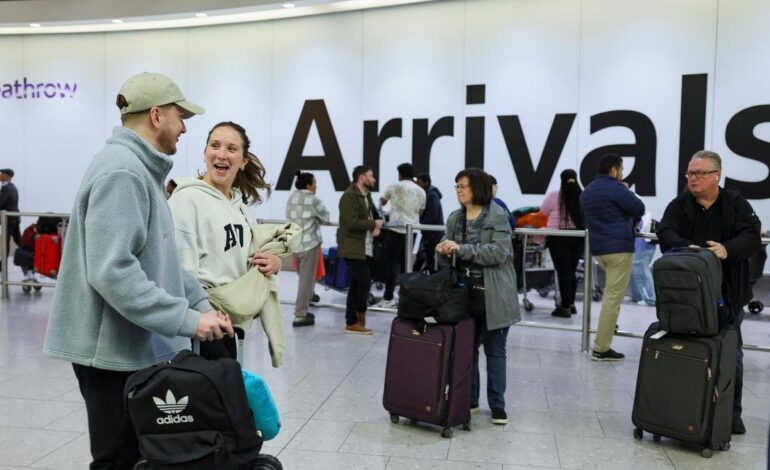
[15,216,67,293]
[517,231,557,312]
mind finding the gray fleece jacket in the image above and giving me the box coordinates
[43,127,212,372]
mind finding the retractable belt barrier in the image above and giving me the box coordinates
[3,211,768,353]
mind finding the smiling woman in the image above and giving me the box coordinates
[168,121,280,360]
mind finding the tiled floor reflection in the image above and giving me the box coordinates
[0,266,768,469]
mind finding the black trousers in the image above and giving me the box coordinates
[414,232,444,274]
[5,218,20,256]
[546,236,583,307]
[72,363,140,469]
[344,257,373,325]
[384,231,417,300]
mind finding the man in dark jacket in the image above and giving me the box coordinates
[580,154,645,361]
[0,168,21,257]
[657,150,760,435]
[415,172,444,273]
[338,165,383,335]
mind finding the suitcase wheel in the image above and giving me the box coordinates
[701,448,712,458]
[592,291,603,301]
[652,434,661,442]
[441,427,454,438]
[389,414,399,424]
[22,285,31,293]
[718,442,730,451]
[462,421,471,431]
[34,285,42,292]
[633,428,643,440]
[748,300,763,314]
[523,299,534,312]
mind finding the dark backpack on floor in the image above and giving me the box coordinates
[125,350,263,469]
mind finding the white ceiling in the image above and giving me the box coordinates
[0,0,437,33]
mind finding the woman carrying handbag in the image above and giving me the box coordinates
[436,167,520,425]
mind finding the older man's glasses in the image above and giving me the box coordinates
[684,170,718,179]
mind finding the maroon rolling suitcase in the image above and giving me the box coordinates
[383,316,475,438]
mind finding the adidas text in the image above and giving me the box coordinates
[156,414,195,425]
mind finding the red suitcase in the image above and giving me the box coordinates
[34,234,62,278]
[383,317,475,438]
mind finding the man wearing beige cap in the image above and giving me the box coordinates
[43,72,233,468]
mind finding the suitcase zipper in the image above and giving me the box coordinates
[395,335,442,348]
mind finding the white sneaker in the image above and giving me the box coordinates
[378,299,397,309]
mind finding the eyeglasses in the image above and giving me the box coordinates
[454,184,470,190]
[684,170,718,179]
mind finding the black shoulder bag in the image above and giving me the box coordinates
[459,211,486,317]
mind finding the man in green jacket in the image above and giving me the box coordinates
[43,73,233,468]
[338,165,383,334]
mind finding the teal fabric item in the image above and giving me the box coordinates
[241,369,280,440]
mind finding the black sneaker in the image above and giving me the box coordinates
[591,348,625,362]
[310,293,320,303]
[551,308,571,318]
[569,305,577,314]
[491,408,508,425]
[292,313,315,327]
[732,416,746,434]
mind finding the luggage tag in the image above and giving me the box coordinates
[650,330,668,340]
[424,316,438,324]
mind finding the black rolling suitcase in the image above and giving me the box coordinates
[383,317,475,438]
[653,248,724,335]
[632,324,736,458]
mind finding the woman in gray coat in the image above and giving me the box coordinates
[436,168,520,425]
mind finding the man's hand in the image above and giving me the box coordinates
[375,219,384,229]
[436,240,460,256]
[706,241,728,259]
[196,310,234,341]
[372,227,381,238]
[252,253,282,276]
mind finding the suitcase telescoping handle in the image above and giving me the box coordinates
[192,326,245,365]
[434,247,456,272]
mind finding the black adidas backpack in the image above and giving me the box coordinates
[125,350,263,469]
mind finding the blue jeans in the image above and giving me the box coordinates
[471,315,509,410]
[629,246,656,305]
[726,306,744,418]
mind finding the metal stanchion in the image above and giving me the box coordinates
[405,224,414,274]
[581,229,592,353]
[1,211,7,299]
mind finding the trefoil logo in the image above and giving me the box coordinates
[153,390,195,425]
[1,77,78,99]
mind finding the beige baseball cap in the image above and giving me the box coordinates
[117,72,205,118]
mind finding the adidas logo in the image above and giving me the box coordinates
[153,390,195,425]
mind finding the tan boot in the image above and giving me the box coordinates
[345,323,373,335]
[356,312,367,328]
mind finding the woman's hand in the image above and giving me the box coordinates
[436,240,460,256]
[251,252,282,276]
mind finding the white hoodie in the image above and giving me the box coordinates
[168,177,253,289]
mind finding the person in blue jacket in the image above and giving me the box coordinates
[580,154,645,361]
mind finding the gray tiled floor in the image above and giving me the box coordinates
[0,266,769,469]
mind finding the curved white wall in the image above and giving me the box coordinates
[1,0,769,232]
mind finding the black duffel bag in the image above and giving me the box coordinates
[397,253,469,323]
